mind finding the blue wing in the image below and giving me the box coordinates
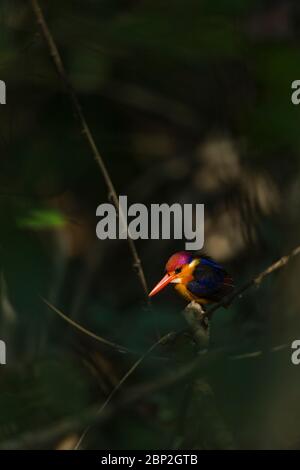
[187,256,234,301]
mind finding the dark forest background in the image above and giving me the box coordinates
[0,0,300,449]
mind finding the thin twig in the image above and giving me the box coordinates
[74,331,176,449]
[41,296,130,354]
[29,0,149,299]
[41,296,173,361]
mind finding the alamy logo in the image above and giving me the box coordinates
[291,340,300,365]
[0,340,6,365]
[0,80,6,104]
[96,196,204,250]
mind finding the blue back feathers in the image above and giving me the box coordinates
[187,254,234,301]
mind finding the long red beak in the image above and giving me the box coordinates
[148,273,176,297]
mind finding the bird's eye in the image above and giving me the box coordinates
[175,267,182,274]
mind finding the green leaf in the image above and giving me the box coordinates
[16,209,66,229]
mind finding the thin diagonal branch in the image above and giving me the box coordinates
[41,296,172,361]
[74,331,176,450]
[206,245,300,318]
[29,0,149,298]
[41,296,130,354]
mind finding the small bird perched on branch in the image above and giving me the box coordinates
[149,251,234,306]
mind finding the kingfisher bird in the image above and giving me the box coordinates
[149,251,234,306]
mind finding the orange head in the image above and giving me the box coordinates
[149,251,197,297]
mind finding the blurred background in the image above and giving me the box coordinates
[0,0,300,449]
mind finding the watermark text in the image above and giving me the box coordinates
[0,80,6,104]
[0,340,6,365]
[96,196,204,250]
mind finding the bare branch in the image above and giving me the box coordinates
[74,331,176,450]
[41,296,130,354]
[29,0,149,299]
[206,245,300,318]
